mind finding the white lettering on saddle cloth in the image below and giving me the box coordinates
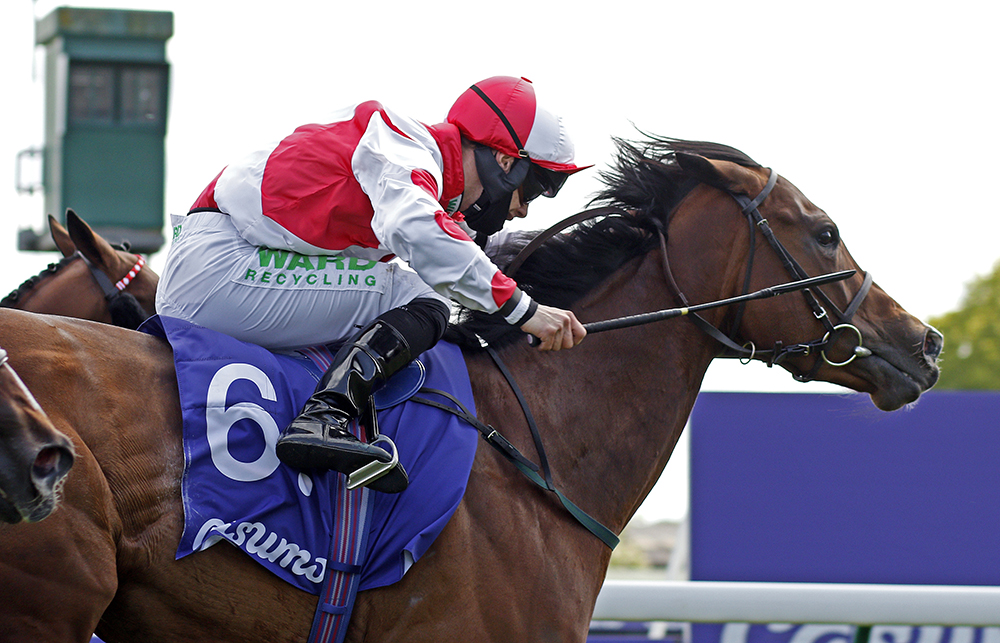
[236,248,387,292]
[192,518,326,584]
[188,361,329,589]
[159,317,476,597]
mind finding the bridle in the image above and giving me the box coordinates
[0,347,45,413]
[509,166,874,382]
[659,168,873,381]
[75,245,147,305]
[425,166,875,550]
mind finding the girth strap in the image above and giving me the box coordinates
[307,435,374,643]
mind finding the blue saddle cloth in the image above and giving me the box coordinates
[139,315,479,594]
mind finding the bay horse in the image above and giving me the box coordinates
[0,208,158,329]
[0,137,941,642]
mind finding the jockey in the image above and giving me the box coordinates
[155,76,588,493]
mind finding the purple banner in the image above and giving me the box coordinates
[687,391,1000,643]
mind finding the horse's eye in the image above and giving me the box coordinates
[817,228,838,247]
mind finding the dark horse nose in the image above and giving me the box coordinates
[923,326,944,362]
[31,443,74,492]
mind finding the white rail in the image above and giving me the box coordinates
[593,581,1000,626]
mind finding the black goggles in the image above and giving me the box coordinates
[521,164,569,203]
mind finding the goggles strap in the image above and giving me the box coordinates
[469,84,529,158]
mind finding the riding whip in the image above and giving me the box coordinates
[528,269,856,345]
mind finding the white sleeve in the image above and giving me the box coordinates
[352,111,516,314]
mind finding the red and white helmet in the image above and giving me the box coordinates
[447,76,590,176]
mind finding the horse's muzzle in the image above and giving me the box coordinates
[10,441,76,523]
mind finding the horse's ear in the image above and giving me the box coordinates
[48,214,77,258]
[66,209,117,268]
[675,152,761,197]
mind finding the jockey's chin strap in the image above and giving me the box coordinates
[657,168,873,381]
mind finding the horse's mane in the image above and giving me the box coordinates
[445,135,760,350]
[0,256,78,308]
[0,254,150,330]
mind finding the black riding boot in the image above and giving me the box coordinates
[275,320,412,493]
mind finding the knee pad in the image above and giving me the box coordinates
[375,298,450,356]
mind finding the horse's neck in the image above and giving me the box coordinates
[473,249,723,538]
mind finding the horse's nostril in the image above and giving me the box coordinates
[924,327,944,361]
[32,446,73,485]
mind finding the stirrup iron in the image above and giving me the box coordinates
[347,435,400,490]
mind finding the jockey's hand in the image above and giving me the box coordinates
[521,304,586,351]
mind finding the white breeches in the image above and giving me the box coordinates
[155,212,448,351]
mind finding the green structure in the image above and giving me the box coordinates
[20,7,173,253]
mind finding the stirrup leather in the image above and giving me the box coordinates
[349,394,408,492]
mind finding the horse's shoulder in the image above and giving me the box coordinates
[0,311,175,413]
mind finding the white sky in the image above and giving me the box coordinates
[2,1,998,523]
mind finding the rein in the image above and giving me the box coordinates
[660,168,873,380]
[449,165,875,548]
[411,369,620,550]
[505,206,628,278]
[509,169,873,379]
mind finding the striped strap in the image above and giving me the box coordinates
[307,421,375,643]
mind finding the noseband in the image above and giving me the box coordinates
[661,168,873,381]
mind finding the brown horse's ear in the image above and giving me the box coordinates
[675,152,764,198]
[66,209,118,269]
[48,214,77,257]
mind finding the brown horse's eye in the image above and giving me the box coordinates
[817,228,838,247]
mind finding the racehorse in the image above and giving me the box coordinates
[0,208,158,329]
[0,137,941,642]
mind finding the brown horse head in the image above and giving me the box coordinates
[459,136,940,412]
[0,348,75,524]
[669,148,941,409]
[0,209,159,329]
